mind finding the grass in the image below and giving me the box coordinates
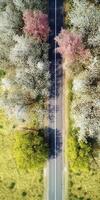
[0,109,46,200]
[64,70,72,200]
[64,76,100,200]
[69,168,100,200]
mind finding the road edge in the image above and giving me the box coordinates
[63,65,71,200]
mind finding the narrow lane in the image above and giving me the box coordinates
[48,0,63,199]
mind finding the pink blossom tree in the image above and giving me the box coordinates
[55,29,91,65]
[23,10,50,41]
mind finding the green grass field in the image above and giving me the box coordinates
[69,169,100,200]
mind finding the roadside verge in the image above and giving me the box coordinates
[63,65,71,200]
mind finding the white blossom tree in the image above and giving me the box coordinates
[71,58,100,142]
[0,60,49,120]
[9,35,49,66]
[71,97,100,142]
[72,58,100,96]
[0,3,23,61]
[13,0,47,11]
[0,1,49,122]
[15,60,49,99]
[69,0,100,50]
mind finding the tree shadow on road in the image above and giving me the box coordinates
[49,57,63,98]
[48,104,59,122]
[48,128,62,159]
[48,0,64,160]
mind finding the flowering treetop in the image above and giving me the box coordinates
[23,10,50,41]
[55,29,91,65]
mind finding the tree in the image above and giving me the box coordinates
[72,59,100,96]
[9,34,49,106]
[71,97,100,142]
[69,0,100,50]
[71,57,100,143]
[0,1,12,11]
[9,35,49,66]
[0,3,23,61]
[0,86,34,120]
[0,1,49,124]
[88,28,100,55]
[13,0,47,12]
[0,3,22,43]
[13,129,48,171]
[71,61,100,142]
[15,61,49,97]
[55,29,90,66]
[0,60,49,120]
[23,10,49,41]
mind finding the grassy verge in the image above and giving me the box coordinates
[66,79,100,200]
[64,69,72,200]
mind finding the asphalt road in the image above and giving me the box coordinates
[48,0,63,200]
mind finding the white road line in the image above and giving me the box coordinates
[46,161,49,200]
[55,0,57,200]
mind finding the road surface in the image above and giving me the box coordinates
[48,0,64,200]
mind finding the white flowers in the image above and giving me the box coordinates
[1,78,11,90]
[72,78,86,94]
[37,62,44,70]
[71,58,100,142]
[69,0,100,50]
[9,35,31,65]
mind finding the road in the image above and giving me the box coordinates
[48,0,64,200]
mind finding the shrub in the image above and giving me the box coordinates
[0,69,6,79]
[13,129,48,171]
[68,133,91,172]
[23,10,49,41]
[55,29,90,66]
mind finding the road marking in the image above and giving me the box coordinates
[55,0,57,200]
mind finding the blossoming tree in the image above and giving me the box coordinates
[55,29,90,66]
[23,10,50,41]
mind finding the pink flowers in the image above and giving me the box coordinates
[55,29,91,65]
[23,10,50,41]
